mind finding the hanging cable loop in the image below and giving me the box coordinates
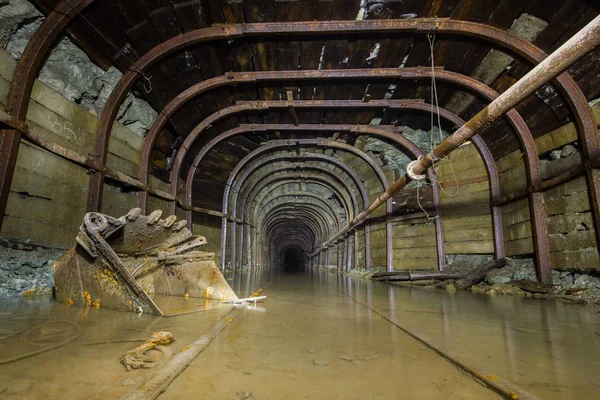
[406,155,427,180]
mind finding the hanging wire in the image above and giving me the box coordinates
[425,34,460,202]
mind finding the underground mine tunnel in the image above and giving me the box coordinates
[1,0,600,398]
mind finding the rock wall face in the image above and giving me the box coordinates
[0,237,64,296]
[0,0,157,137]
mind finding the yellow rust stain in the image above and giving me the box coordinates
[84,290,91,306]
[51,261,57,272]
[485,375,498,381]
[227,317,233,323]
[66,298,73,306]
[510,394,518,400]
[23,289,34,297]
[92,299,101,309]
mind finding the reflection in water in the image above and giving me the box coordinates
[0,269,598,399]
[337,273,600,400]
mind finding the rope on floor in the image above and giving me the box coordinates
[121,283,269,400]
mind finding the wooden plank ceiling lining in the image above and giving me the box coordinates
[31,0,599,213]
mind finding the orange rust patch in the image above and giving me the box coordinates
[84,290,91,306]
[66,298,73,306]
[92,299,101,309]
[23,289,34,297]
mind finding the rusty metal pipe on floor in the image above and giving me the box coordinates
[311,15,600,257]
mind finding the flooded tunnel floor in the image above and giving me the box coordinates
[0,270,599,399]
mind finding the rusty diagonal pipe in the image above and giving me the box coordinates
[310,15,600,258]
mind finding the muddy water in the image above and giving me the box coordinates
[0,270,598,399]
[334,273,600,400]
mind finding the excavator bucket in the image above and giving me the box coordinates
[53,208,238,315]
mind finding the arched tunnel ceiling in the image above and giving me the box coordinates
[10,1,600,267]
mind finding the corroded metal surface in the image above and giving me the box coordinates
[0,0,95,231]
[311,15,600,284]
[54,208,237,314]
[230,140,389,270]
[93,18,597,219]
[186,124,449,272]
[220,149,371,271]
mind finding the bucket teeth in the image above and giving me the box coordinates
[53,209,238,315]
[147,210,163,225]
[172,220,188,231]
[126,208,142,221]
[161,215,177,228]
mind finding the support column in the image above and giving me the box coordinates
[220,217,227,270]
[386,215,393,272]
[347,234,354,272]
[530,193,552,283]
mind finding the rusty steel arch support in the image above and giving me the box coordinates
[142,87,536,273]
[263,213,320,269]
[225,158,370,274]
[263,208,335,268]
[309,17,600,284]
[222,148,372,270]
[240,162,368,270]
[0,0,96,230]
[267,222,315,268]
[256,193,343,237]
[263,208,332,247]
[264,212,325,251]
[264,212,325,249]
[240,169,360,270]
[142,66,533,200]
[262,206,334,259]
[175,99,521,270]
[140,71,520,267]
[184,122,446,270]
[92,19,593,207]
[230,139,391,270]
[266,209,345,271]
[263,210,328,253]
[242,172,358,229]
[73,19,595,280]
[261,201,340,239]
[221,153,369,272]
[240,175,358,269]
[266,220,316,268]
